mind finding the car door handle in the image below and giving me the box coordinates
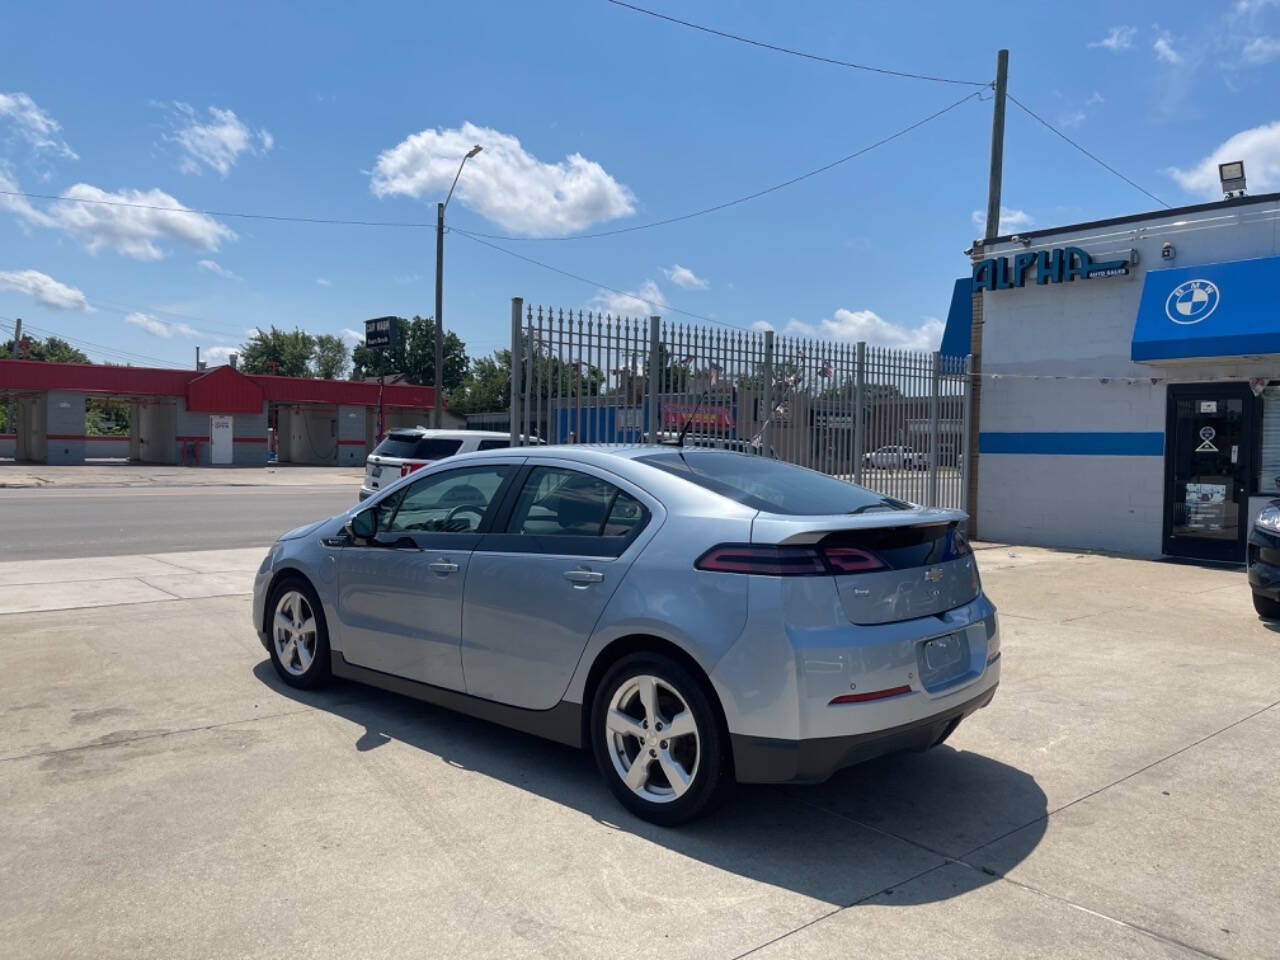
[563,568,604,585]
[428,560,459,574]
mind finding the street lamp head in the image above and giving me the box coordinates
[466,144,483,159]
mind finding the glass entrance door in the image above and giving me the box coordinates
[1163,384,1257,562]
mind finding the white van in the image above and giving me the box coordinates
[359,429,513,500]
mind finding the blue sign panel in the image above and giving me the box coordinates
[1131,256,1280,361]
[973,246,1130,291]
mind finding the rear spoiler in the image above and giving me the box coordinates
[751,507,968,545]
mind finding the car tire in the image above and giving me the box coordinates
[590,652,731,826]
[266,576,332,690]
[1252,591,1280,620]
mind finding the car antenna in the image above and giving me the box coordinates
[673,390,710,449]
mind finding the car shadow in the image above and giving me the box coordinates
[252,660,1046,906]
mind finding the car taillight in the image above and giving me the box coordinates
[400,462,425,477]
[695,544,884,576]
[822,547,885,573]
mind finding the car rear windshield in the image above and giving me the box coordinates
[372,434,463,461]
[638,451,911,515]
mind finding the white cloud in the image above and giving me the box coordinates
[316,277,332,287]
[341,327,363,342]
[970,206,1034,235]
[0,91,77,160]
[1165,120,1280,197]
[197,258,240,281]
[205,345,239,362]
[1090,26,1136,51]
[782,310,944,351]
[125,311,200,338]
[0,167,55,226]
[164,103,273,177]
[591,279,667,317]
[1058,111,1087,129]
[0,269,92,311]
[664,263,708,290]
[371,121,635,236]
[751,320,774,333]
[1242,35,1280,63]
[32,184,234,260]
[1086,91,1105,107]
[1154,31,1183,64]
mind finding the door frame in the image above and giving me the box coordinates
[1161,381,1258,562]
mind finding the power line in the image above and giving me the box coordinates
[462,89,986,241]
[0,189,436,228]
[1,90,982,247]
[605,1,989,87]
[1006,93,1170,210]
[1,316,186,368]
[448,227,740,329]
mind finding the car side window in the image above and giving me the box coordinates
[506,467,644,539]
[477,439,509,451]
[384,466,511,534]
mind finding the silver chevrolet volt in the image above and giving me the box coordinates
[253,445,1000,825]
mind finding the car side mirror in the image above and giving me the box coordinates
[346,507,378,542]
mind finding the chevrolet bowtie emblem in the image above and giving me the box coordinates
[925,567,943,583]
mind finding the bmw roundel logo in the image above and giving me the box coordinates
[1165,279,1220,325]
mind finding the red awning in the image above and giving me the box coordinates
[0,359,440,410]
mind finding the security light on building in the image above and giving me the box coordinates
[1219,161,1246,199]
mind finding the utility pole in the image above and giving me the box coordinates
[195,346,200,370]
[984,49,1009,240]
[434,201,445,429]
[6,318,19,444]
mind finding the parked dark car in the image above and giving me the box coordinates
[1247,500,1280,618]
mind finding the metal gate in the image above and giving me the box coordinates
[508,298,972,510]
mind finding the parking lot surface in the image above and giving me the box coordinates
[1,543,1276,959]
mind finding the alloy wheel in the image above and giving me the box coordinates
[604,674,700,803]
[273,590,317,677]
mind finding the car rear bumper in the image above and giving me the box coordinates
[731,683,998,784]
[358,487,373,501]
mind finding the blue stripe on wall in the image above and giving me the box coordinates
[979,432,1164,456]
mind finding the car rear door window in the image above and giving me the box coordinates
[499,466,649,554]
[477,439,510,451]
[384,466,511,534]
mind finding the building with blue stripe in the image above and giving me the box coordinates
[949,189,1280,562]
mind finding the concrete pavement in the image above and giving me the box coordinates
[0,545,1277,958]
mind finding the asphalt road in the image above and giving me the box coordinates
[0,484,358,560]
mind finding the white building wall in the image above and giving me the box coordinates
[977,197,1280,556]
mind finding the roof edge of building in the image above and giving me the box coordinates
[975,191,1280,251]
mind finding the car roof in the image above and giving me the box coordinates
[384,428,510,439]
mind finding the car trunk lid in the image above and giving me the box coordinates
[751,508,979,625]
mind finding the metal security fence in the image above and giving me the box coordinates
[507,297,972,511]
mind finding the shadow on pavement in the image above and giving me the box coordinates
[253,659,1046,906]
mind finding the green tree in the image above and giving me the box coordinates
[450,350,511,415]
[312,334,349,379]
[0,334,91,363]
[350,316,468,390]
[86,397,130,435]
[239,326,316,377]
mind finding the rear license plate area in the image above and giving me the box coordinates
[371,465,382,478]
[918,632,971,692]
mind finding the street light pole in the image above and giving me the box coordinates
[434,144,482,429]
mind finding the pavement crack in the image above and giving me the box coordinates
[0,706,312,763]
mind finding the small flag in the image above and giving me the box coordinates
[819,361,832,378]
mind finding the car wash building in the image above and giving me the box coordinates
[0,359,441,467]
[959,187,1280,562]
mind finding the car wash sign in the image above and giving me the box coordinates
[972,245,1131,291]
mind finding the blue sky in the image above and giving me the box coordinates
[2,0,1279,370]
